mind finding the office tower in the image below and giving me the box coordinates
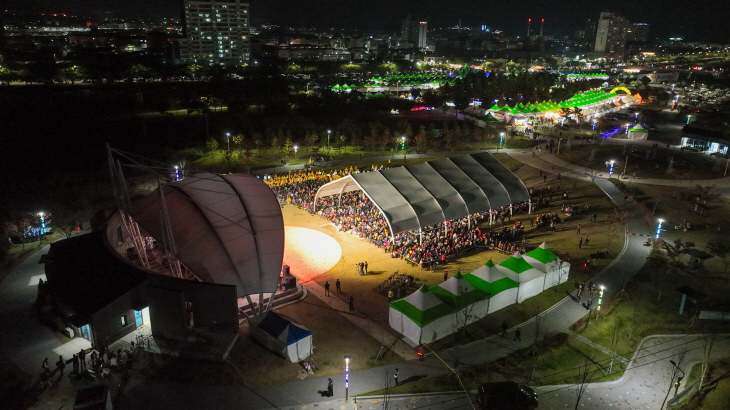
[400,16,427,49]
[626,23,650,42]
[594,11,628,54]
[182,0,250,66]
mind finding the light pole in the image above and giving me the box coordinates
[656,218,664,240]
[344,356,350,402]
[670,360,685,397]
[595,285,605,319]
[226,132,231,151]
[294,145,298,159]
[327,130,331,152]
[38,212,46,235]
[608,160,615,177]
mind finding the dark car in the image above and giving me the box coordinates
[476,382,538,410]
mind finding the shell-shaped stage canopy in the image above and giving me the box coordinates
[131,172,284,298]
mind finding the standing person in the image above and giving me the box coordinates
[394,368,399,386]
[417,344,424,361]
[56,355,66,376]
[364,261,368,274]
[576,223,581,235]
[501,321,509,337]
[78,349,86,371]
[513,328,521,343]
[443,270,448,282]
[335,279,341,294]
[348,296,354,313]
[324,281,330,296]
[71,354,79,375]
[327,378,334,397]
[42,358,50,376]
[584,235,590,246]
[579,237,583,249]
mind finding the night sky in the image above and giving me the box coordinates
[3,0,730,40]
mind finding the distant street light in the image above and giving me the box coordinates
[608,160,615,176]
[327,130,331,151]
[294,145,298,159]
[226,132,231,151]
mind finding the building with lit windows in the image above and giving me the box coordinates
[594,11,628,57]
[400,17,428,49]
[182,0,250,66]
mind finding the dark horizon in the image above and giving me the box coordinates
[3,0,730,41]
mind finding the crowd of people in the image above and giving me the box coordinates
[265,167,533,269]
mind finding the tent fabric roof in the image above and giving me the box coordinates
[389,285,456,327]
[256,311,312,344]
[464,260,519,296]
[315,153,530,235]
[131,172,285,298]
[524,242,559,264]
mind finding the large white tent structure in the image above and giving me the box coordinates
[431,271,490,321]
[628,124,649,140]
[523,242,570,290]
[248,311,313,362]
[131,172,285,300]
[389,285,458,345]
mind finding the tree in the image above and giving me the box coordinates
[232,134,244,153]
[706,239,730,275]
[575,360,594,410]
[205,138,219,152]
[662,238,695,265]
[281,137,293,158]
[606,208,627,248]
[270,136,280,157]
[60,65,84,85]
[305,133,318,152]
[572,107,585,124]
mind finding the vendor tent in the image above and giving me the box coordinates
[463,259,519,314]
[523,242,570,290]
[389,285,457,345]
[628,124,649,140]
[249,311,313,362]
[431,272,490,322]
[496,252,546,303]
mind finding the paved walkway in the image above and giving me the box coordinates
[300,279,417,361]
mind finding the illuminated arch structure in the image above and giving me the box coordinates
[610,86,631,95]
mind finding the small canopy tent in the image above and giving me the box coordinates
[523,242,570,290]
[389,285,457,345]
[431,271,490,322]
[463,259,519,314]
[496,252,546,303]
[628,124,649,140]
[248,311,313,362]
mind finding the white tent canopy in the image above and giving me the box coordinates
[496,252,546,303]
[464,259,519,314]
[388,285,457,345]
[248,311,313,362]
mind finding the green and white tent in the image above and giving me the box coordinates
[524,242,570,290]
[431,271,490,325]
[628,124,649,141]
[389,285,458,345]
[464,259,519,314]
[496,252,546,303]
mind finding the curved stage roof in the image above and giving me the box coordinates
[315,153,529,235]
[131,172,284,298]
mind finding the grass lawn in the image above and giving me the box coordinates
[556,143,722,180]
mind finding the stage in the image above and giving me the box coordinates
[282,226,343,283]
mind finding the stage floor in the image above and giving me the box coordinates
[282,226,342,283]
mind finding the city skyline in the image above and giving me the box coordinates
[3,0,730,41]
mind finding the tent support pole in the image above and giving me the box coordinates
[419,228,422,246]
[489,209,494,226]
[528,199,532,215]
[467,214,470,229]
[510,204,513,218]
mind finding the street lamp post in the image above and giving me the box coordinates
[595,285,605,319]
[294,145,298,159]
[344,356,350,402]
[226,132,231,151]
[656,218,664,240]
[608,160,615,177]
[327,130,331,152]
[670,360,685,397]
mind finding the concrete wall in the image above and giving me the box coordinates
[90,283,146,348]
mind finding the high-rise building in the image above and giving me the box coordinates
[182,0,250,66]
[594,11,628,55]
[400,16,427,49]
[626,23,650,42]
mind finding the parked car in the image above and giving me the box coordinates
[476,382,539,410]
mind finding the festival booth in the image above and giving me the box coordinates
[463,259,520,314]
[628,124,649,140]
[248,311,314,362]
[496,252,546,303]
[388,285,458,345]
[430,272,490,323]
[523,242,570,290]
